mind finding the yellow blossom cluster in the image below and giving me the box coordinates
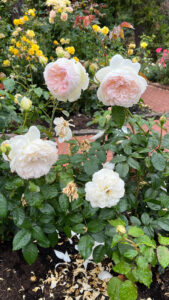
[13,9,35,27]
[8,30,48,64]
[53,38,77,60]
[127,42,136,56]
[92,24,109,35]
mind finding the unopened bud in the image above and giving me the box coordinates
[1,142,11,156]
[160,115,166,126]
[20,96,32,111]
[89,63,98,74]
[116,225,126,234]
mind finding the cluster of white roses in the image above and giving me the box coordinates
[1,54,148,209]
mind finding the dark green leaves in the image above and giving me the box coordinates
[22,243,38,265]
[13,229,31,251]
[111,106,126,127]
[78,235,94,260]
[151,153,166,171]
[108,278,137,300]
[0,193,7,218]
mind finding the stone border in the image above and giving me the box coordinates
[148,82,169,91]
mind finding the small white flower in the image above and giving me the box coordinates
[20,96,32,111]
[54,117,74,143]
[85,168,125,208]
[2,126,58,179]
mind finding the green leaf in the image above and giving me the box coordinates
[127,157,140,170]
[115,163,129,178]
[158,219,169,231]
[136,256,148,269]
[13,207,25,226]
[41,185,58,200]
[22,243,38,265]
[113,261,131,275]
[119,280,137,300]
[4,78,15,92]
[112,155,126,163]
[48,232,58,247]
[111,106,126,127]
[132,266,152,287]
[78,235,94,260]
[84,157,99,175]
[134,235,156,248]
[128,226,144,237]
[39,203,55,215]
[130,216,141,226]
[87,219,105,233]
[32,225,50,248]
[124,249,138,260]
[109,219,125,227]
[34,87,43,97]
[45,169,56,184]
[0,193,8,218]
[13,229,31,251]
[157,246,169,268]
[141,213,150,225]
[151,153,166,171]
[107,277,122,300]
[25,192,44,207]
[72,224,86,234]
[158,234,169,246]
[93,245,105,263]
[111,234,122,248]
[59,194,69,212]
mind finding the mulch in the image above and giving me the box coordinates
[1,234,169,300]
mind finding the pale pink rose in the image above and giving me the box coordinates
[95,54,147,108]
[60,12,68,21]
[66,7,73,13]
[50,10,56,18]
[44,58,89,102]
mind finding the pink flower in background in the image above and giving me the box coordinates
[95,54,147,108]
[156,48,162,53]
[49,10,56,18]
[163,49,167,52]
[44,58,89,102]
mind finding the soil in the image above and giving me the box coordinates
[1,234,169,300]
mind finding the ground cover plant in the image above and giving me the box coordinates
[0,1,169,299]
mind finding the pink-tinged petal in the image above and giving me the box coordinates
[95,67,111,83]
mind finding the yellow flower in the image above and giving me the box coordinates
[0,33,5,39]
[13,48,19,55]
[57,8,62,13]
[23,15,29,22]
[28,9,36,17]
[140,42,148,48]
[39,56,48,64]
[28,49,34,55]
[60,38,65,44]
[73,56,79,62]
[31,44,39,51]
[101,26,109,35]
[128,49,133,55]
[36,50,43,56]
[92,24,101,33]
[13,19,20,26]
[26,56,31,61]
[19,18,24,25]
[26,30,35,38]
[22,36,27,42]
[65,38,70,44]
[129,43,136,49]
[3,60,10,67]
[9,46,14,53]
[54,40,59,45]
[132,57,138,63]
[11,38,16,44]
[16,41,21,48]
[65,46,75,55]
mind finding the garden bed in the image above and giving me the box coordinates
[1,236,169,300]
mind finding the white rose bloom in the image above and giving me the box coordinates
[44,58,89,102]
[54,117,74,143]
[85,168,125,208]
[2,126,58,179]
[20,96,32,111]
[95,54,147,108]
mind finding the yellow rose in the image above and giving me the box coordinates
[54,40,59,45]
[36,50,43,56]
[28,49,34,55]
[140,42,148,48]
[26,30,35,38]
[101,26,109,35]
[132,57,138,63]
[65,46,75,55]
[16,41,21,48]
[92,24,101,33]
[129,43,136,49]
[23,15,29,22]
[73,56,79,62]
[128,49,133,55]
[13,19,20,26]
[13,48,19,55]
[3,60,10,67]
